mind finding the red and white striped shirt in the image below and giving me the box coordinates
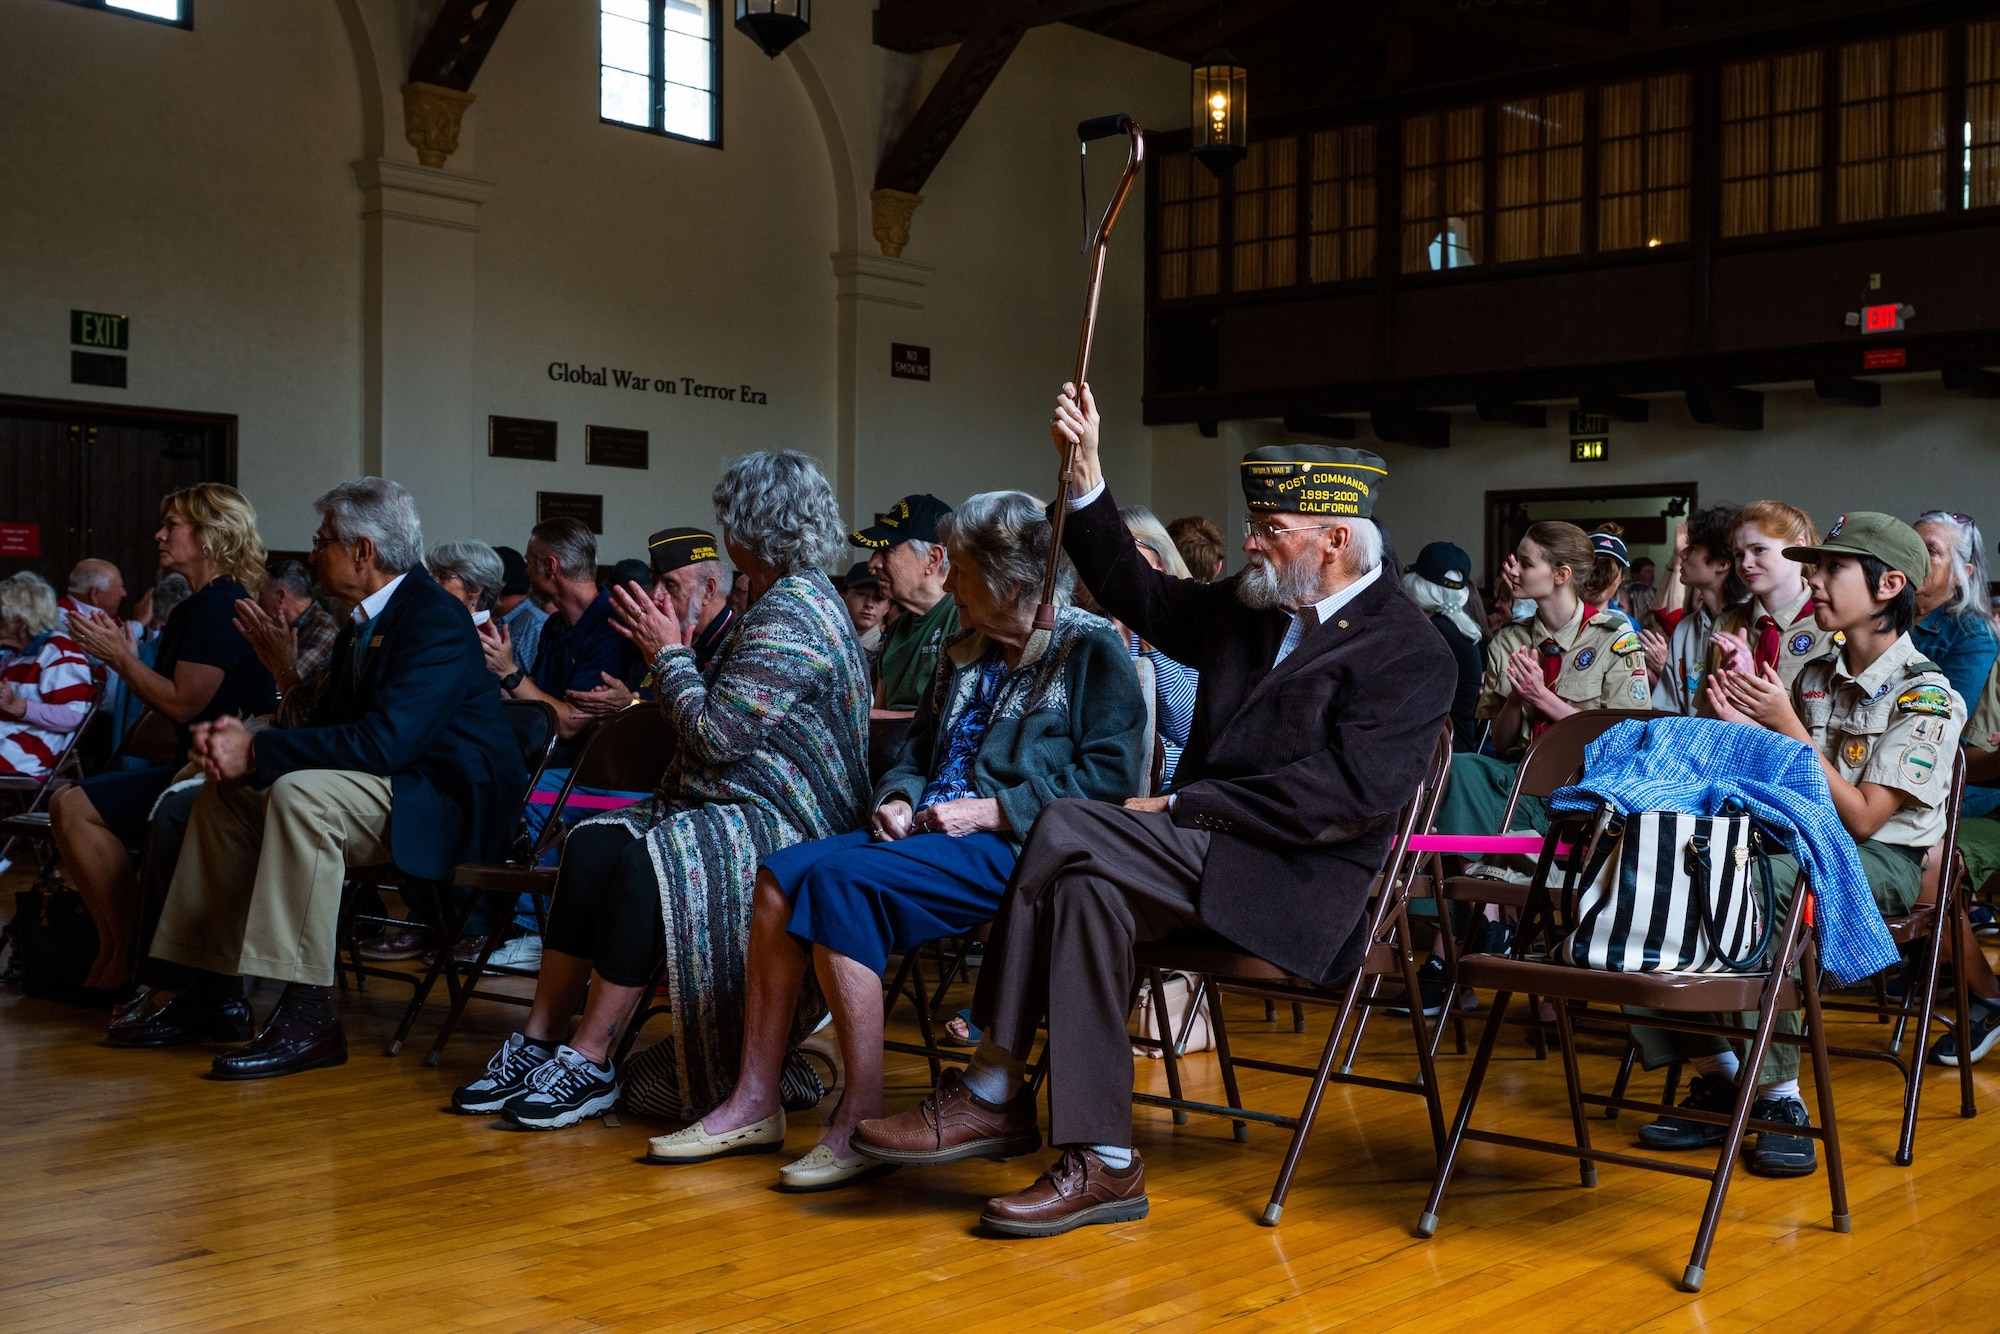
[0,631,93,778]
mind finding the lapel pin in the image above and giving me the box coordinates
[1337,620,1348,629]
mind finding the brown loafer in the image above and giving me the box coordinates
[980,1148,1148,1237]
[356,927,430,962]
[850,1067,1041,1165]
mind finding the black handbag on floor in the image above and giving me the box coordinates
[7,887,100,1001]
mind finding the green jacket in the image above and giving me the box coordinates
[876,605,1147,846]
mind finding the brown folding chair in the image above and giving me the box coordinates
[410,701,675,1065]
[1428,708,1672,1055]
[1128,725,1456,1225]
[1815,747,1976,1165]
[1417,809,1848,1293]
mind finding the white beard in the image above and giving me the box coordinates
[1235,553,1323,611]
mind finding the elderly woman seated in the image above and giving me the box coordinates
[648,489,1149,1191]
[450,451,873,1131]
[0,572,94,779]
[428,540,507,629]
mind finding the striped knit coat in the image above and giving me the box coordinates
[585,568,870,1116]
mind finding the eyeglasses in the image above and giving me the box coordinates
[1242,519,1345,544]
[1917,510,1975,527]
[309,534,340,553]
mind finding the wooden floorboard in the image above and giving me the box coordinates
[5,945,2000,1330]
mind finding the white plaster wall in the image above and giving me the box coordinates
[0,0,366,547]
[1370,379,2000,584]
[865,23,1186,522]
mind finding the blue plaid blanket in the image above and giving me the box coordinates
[1547,716,1898,988]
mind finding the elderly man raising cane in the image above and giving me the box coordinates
[849,383,1456,1237]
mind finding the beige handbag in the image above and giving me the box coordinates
[1130,971,1214,1058]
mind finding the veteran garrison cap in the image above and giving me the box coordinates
[1240,444,1385,517]
[851,493,950,550]
[1784,511,1929,587]
[648,526,722,577]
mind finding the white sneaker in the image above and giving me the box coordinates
[485,934,543,971]
[1462,862,1533,885]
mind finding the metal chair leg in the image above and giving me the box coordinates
[1417,989,1514,1239]
[1150,966,1187,1125]
[1204,978,1249,1143]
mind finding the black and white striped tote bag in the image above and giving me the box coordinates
[1553,807,1776,974]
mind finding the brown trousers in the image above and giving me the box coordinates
[971,798,1211,1148]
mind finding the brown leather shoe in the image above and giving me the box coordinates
[209,985,347,1081]
[981,1148,1148,1237]
[850,1067,1041,1165]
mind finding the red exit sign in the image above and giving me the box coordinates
[1861,302,1907,333]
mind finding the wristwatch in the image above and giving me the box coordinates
[499,668,525,691]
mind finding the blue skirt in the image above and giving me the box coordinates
[763,827,1016,975]
[74,763,179,849]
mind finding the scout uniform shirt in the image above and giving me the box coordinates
[1477,600,1650,757]
[1793,633,1965,848]
[1966,653,2000,758]
[1652,600,1720,716]
[1714,583,1838,695]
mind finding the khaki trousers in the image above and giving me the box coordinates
[151,770,393,987]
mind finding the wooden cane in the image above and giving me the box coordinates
[1035,112,1146,633]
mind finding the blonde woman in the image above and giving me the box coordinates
[54,483,278,994]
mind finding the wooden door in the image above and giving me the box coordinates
[0,395,236,609]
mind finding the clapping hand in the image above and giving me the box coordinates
[1504,644,1556,710]
[1712,661,1800,735]
[566,671,636,717]
[610,580,680,665]
[233,597,298,680]
[65,605,133,667]
[477,618,515,678]
[1709,627,1754,674]
[1640,629,1670,675]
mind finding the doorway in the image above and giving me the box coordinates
[0,394,236,604]
[1483,482,1699,593]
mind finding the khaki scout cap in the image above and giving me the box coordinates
[1783,511,1929,587]
[1240,445,1386,517]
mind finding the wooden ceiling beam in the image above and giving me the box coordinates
[874,0,1153,53]
[875,10,1029,194]
[407,0,520,90]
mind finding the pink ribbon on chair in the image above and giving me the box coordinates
[1406,833,1569,856]
[526,792,640,811]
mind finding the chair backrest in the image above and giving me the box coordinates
[1502,708,1672,825]
[499,697,561,794]
[114,709,184,768]
[570,703,676,793]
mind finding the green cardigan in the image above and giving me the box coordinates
[875,605,1148,845]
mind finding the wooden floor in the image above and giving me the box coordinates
[6,946,2000,1333]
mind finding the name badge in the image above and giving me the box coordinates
[369,636,385,648]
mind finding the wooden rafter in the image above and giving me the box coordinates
[408,0,520,90]
[875,10,1028,195]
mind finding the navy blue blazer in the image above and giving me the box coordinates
[254,565,528,882]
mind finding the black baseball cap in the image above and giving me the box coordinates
[1410,541,1472,590]
[851,493,951,550]
[648,526,721,577]
[1591,531,1631,568]
[496,545,529,596]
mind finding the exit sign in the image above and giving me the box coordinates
[1572,438,1608,463]
[1860,302,1910,334]
[71,309,129,350]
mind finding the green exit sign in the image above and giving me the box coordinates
[1572,437,1608,462]
[71,309,129,350]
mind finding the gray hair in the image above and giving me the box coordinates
[428,540,505,612]
[152,573,192,623]
[1339,516,1384,574]
[937,490,1072,612]
[0,571,60,640]
[68,559,119,597]
[528,517,597,583]
[267,559,315,601]
[711,450,846,574]
[899,538,949,573]
[1915,511,1994,628]
[1119,505,1191,580]
[315,477,425,574]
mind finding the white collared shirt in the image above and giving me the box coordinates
[1273,562,1379,667]
[350,572,407,625]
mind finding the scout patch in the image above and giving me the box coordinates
[1789,632,1815,656]
[1843,739,1869,767]
[1896,685,1953,717]
[1910,716,1948,742]
[1610,631,1642,657]
[1899,741,1940,786]
[1629,677,1648,704]
[1826,515,1847,538]
[1574,647,1596,670]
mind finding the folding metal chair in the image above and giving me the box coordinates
[1417,809,1848,1293]
[1128,725,1456,1225]
[0,682,105,869]
[410,701,673,1065]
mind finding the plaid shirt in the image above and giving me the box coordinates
[1548,715,1898,988]
[292,599,341,682]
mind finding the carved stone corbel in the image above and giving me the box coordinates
[402,82,477,169]
[869,188,923,259]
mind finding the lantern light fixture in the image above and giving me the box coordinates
[1190,49,1247,178]
[736,0,810,58]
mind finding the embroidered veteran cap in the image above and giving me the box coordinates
[1239,445,1386,517]
[851,493,951,550]
[496,545,530,597]
[1783,511,1929,587]
[1410,541,1472,590]
[647,526,721,577]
